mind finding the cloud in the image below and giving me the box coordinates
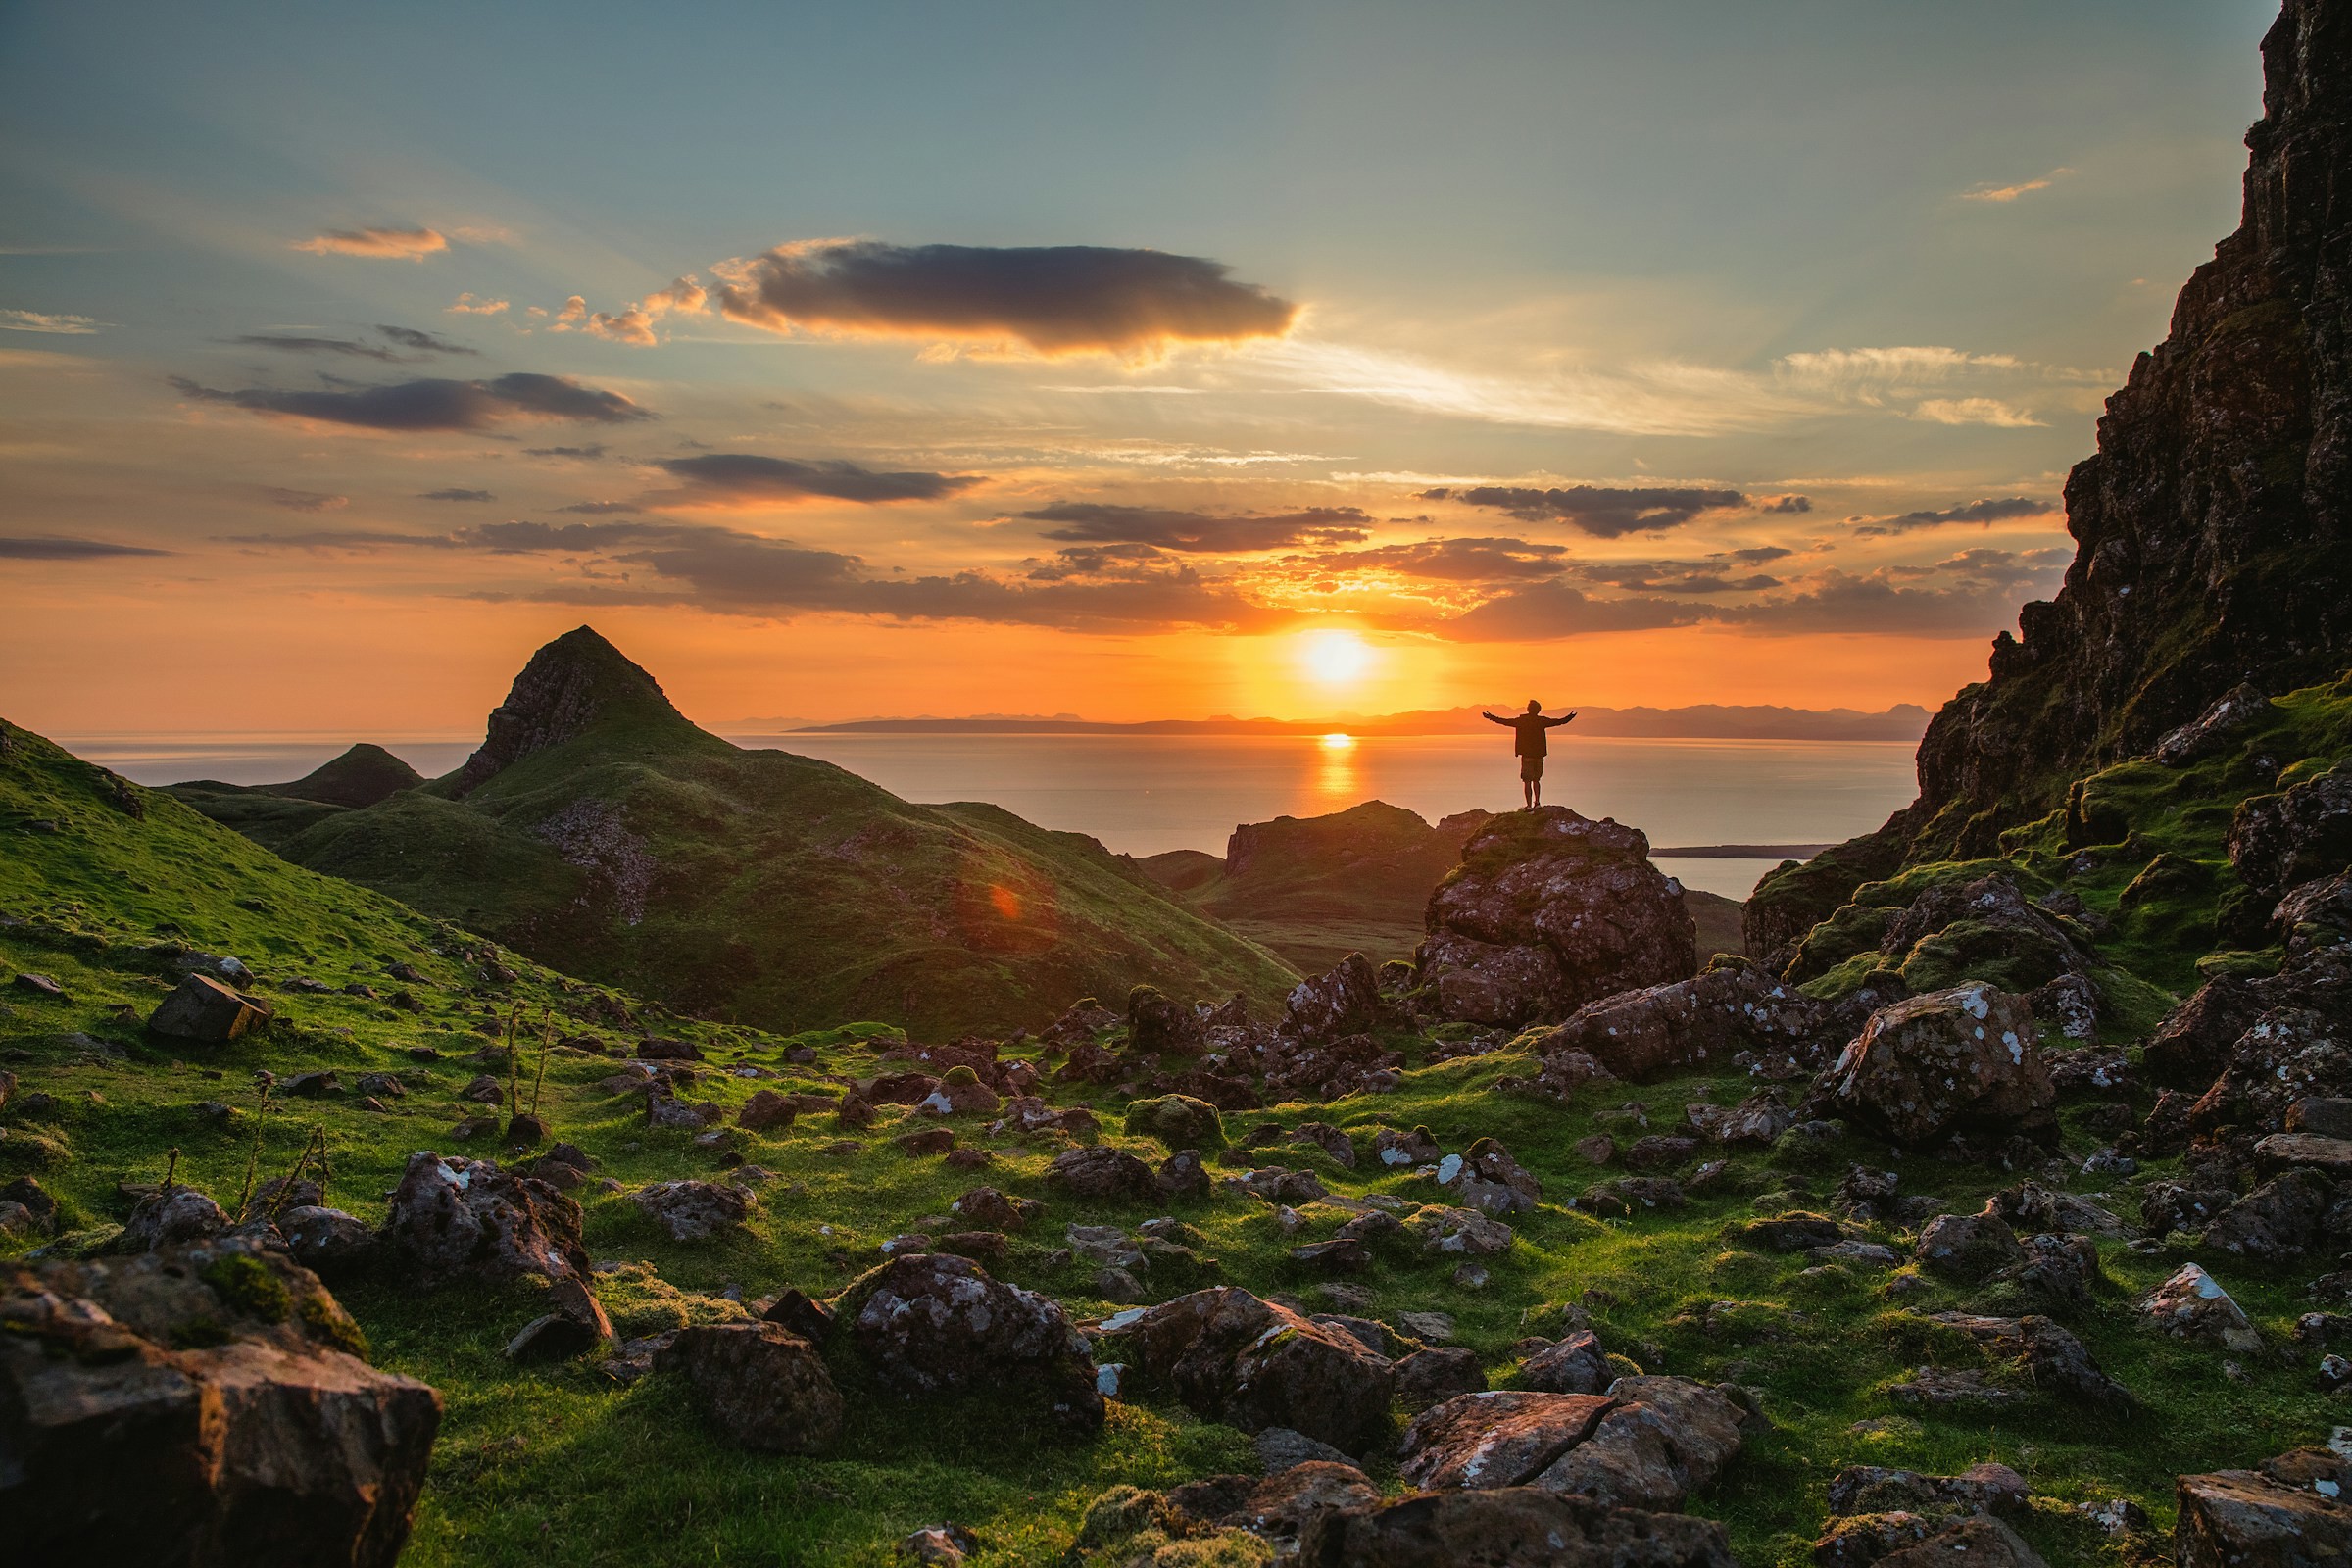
[419,487,494,503]
[169,371,654,431]
[1960,168,2071,203]
[228,324,473,362]
[1420,484,1747,537]
[548,275,710,348]
[448,293,510,316]
[656,453,982,506]
[1758,494,1812,514]
[710,239,1298,358]
[1021,501,1370,553]
[260,486,348,513]
[525,443,609,460]
[0,309,100,334]
[1288,535,1570,583]
[0,535,171,560]
[1570,562,1782,594]
[375,324,475,357]
[1728,565,2060,636]
[554,500,638,514]
[292,225,449,260]
[1911,397,2044,427]
[1436,580,1719,641]
[1856,496,2057,535]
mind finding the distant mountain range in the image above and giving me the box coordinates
[779,703,1933,742]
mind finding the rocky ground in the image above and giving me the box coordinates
[7,733,2352,1564]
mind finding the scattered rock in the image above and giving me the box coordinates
[1915,1206,2026,1283]
[119,1186,229,1251]
[1255,1426,1351,1473]
[279,1206,378,1275]
[950,1186,1041,1231]
[897,1523,979,1565]
[1126,1094,1224,1151]
[380,1152,589,1286]
[1398,1376,1749,1512]
[1395,1348,1485,1413]
[737,1089,797,1131]
[839,1253,1102,1430]
[1434,1139,1542,1216]
[1405,1204,1514,1257]
[2141,1263,2262,1353]
[1098,1286,1395,1454]
[1297,1487,1739,1568]
[147,973,270,1043]
[505,1278,618,1363]
[1517,1332,1610,1396]
[633,1181,753,1242]
[2174,1460,2352,1568]
[1284,954,1390,1042]
[1046,1145,1158,1201]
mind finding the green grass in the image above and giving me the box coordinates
[9,689,2352,1566]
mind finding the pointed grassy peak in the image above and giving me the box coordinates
[449,625,712,797]
[270,743,422,808]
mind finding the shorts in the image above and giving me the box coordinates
[1519,755,1544,782]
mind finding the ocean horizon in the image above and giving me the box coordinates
[70,728,1919,901]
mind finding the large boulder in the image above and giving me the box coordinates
[1416,808,1697,1028]
[1823,983,2055,1148]
[0,1238,440,1567]
[837,1253,1102,1430]
[119,1186,230,1251]
[632,1181,754,1242]
[378,1152,588,1286]
[2175,1457,2352,1568]
[1298,1487,1739,1567]
[1284,954,1388,1042]
[1127,985,1206,1056]
[2186,1005,2352,1135]
[1528,958,1842,1080]
[1098,1287,1396,1455]
[147,973,270,1043]
[1125,1095,1225,1151]
[655,1323,842,1453]
[1396,1377,1748,1513]
[1045,1146,1159,1202]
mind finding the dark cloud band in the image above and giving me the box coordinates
[0,535,172,561]
[713,239,1297,356]
[169,372,653,431]
[1420,484,1749,536]
[1023,502,1369,553]
[658,453,981,505]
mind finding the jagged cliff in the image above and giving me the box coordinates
[1908,0,2352,858]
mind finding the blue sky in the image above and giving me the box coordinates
[0,0,2284,729]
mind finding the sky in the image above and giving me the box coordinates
[0,0,2281,735]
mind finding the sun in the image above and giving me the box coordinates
[1298,628,1375,688]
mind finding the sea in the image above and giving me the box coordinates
[73,730,1921,902]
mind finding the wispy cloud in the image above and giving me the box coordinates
[448,293,510,316]
[259,487,348,513]
[1959,168,2071,203]
[1420,484,1749,537]
[0,535,171,560]
[550,276,709,347]
[1020,502,1370,553]
[293,225,449,260]
[419,487,494,503]
[0,309,102,334]
[654,452,982,507]
[1854,496,2059,536]
[1911,397,2045,427]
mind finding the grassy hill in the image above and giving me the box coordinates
[166,629,1298,1038]
[4,711,2344,1566]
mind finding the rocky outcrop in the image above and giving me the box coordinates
[1748,0,2352,875]
[1396,1377,1750,1513]
[1416,808,1697,1028]
[451,626,689,797]
[2229,763,2352,898]
[655,1323,842,1452]
[2175,1450,2352,1568]
[1,1238,440,1567]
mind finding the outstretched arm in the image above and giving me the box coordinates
[1546,711,1578,727]
[1481,711,1510,725]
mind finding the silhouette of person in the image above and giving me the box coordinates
[1483,700,1577,808]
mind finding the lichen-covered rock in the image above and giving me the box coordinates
[2203,1170,2333,1264]
[1516,1331,1610,1396]
[655,1323,843,1452]
[1824,983,2055,1148]
[1397,1390,1613,1491]
[1434,1139,1542,1216]
[1416,808,1697,1028]
[1126,1095,1225,1151]
[1527,958,1838,1081]
[2187,1006,2352,1134]
[1045,1145,1159,1201]
[1097,1287,1395,1454]
[1297,1487,1739,1568]
[119,1186,230,1251]
[1914,1206,2025,1283]
[632,1181,753,1242]
[737,1089,798,1131]
[949,1186,1041,1231]
[838,1253,1102,1430]
[0,1238,439,1568]
[1873,1514,2049,1568]
[1128,984,1207,1057]
[2140,1263,2262,1352]
[379,1152,589,1286]
[1404,1204,1514,1257]
[2175,1461,2352,1568]
[2230,763,2352,900]
[1926,1312,2134,1410]
[1283,954,1389,1042]
[1394,1348,1486,1414]
[278,1206,378,1275]
[1397,1377,1748,1513]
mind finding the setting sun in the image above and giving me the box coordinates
[1298,628,1376,688]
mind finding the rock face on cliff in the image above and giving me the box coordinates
[1875,2,2351,862]
[1416,808,1697,1028]
[452,626,703,798]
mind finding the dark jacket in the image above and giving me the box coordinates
[1487,711,1574,758]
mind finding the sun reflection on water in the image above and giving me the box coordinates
[1313,732,1357,808]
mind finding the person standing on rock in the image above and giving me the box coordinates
[1483,700,1577,808]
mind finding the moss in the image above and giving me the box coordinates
[168,1315,233,1349]
[942,1065,980,1088]
[299,1292,371,1357]
[202,1252,291,1323]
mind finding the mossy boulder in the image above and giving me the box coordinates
[1125,1094,1225,1151]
